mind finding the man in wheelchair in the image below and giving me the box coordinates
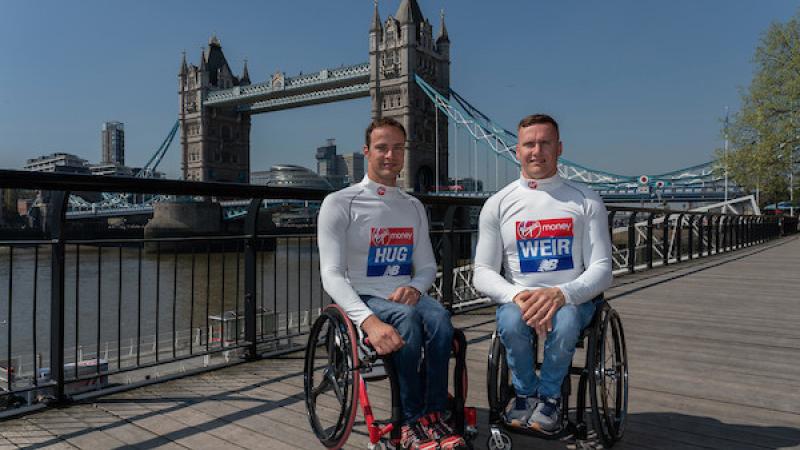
[474,114,613,434]
[317,117,467,450]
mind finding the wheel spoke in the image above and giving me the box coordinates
[312,368,334,399]
[326,370,347,405]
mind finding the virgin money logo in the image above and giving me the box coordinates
[517,221,542,239]
[370,227,414,246]
[516,218,573,240]
[372,227,391,246]
[527,180,538,190]
[377,186,386,196]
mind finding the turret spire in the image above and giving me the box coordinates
[241,58,251,85]
[198,47,206,71]
[437,9,449,43]
[395,0,423,26]
[179,50,188,75]
[370,0,382,32]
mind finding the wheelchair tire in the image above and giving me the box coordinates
[588,303,628,448]
[304,304,360,449]
[487,331,539,418]
[486,331,512,416]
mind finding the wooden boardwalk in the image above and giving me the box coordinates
[1,236,799,449]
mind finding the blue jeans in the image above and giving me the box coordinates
[496,298,598,399]
[361,294,454,424]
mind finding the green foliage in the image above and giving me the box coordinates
[723,12,800,205]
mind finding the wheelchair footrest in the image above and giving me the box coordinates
[493,420,576,441]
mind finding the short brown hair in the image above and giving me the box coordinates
[518,114,560,140]
[365,117,406,147]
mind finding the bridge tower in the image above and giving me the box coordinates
[179,36,251,183]
[370,0,450,192]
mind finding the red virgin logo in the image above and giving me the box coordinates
[517,220,542,239]
[373,227,390,245]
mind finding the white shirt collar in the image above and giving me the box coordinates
[360,175,400,198]
[518,173,563,191]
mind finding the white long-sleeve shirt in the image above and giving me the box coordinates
[473,174,613,305]
[317,176,437,326]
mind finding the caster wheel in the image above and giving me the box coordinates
[487,428,512,450]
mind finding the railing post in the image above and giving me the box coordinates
[676,213,684,263]
[687,215,694,260]
[48,190,69,404]
[662,212,670,266]
[743,217,748,246]
[714,215,721,254]
[607,210,617,270]
[696,214,704,257]
[737,216,743,248]
[441,206,457,312]
[646,212,654,269]
[706,213,713,255]
[244,198,261,360]
[627,212,637,273]
[725,216,732,251]
[756,217,762,243]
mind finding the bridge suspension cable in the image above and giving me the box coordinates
[67,121,180,213]
[415,74,725,193]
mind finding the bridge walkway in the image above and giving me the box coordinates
[1,237,799,449]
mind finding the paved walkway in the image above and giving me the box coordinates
[1,237,799,449]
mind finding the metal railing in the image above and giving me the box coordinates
[0,169,794,417]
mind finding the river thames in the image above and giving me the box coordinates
[0,239,324,377]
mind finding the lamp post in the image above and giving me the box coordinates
[724,107,729,204]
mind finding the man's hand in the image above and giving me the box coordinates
[387,286,422,306]
[513,287,566,336]
[360,315,404,355]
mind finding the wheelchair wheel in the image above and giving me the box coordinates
[304,304,360,449]
[487,331,513,416]
[588,304,628,447]
[487,331,538,418]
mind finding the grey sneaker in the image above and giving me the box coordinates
[503,396,538,427]
[528,396,562,433]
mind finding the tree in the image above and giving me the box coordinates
[720,11,800,207]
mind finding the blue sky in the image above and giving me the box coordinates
[0,0,796,181]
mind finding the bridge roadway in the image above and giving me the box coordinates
[1,237,799,449]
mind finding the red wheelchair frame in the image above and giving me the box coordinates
[304,304,478,449]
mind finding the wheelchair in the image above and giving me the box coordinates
[304,304,478,450]
[486,299,628,449]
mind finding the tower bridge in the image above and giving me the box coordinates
[180,0,449,192]
[61,0,739,217]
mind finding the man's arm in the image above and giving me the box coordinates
[407,200,436,295]
[317,195,373,327]
[555,193,613,304]
[473,198,528,304]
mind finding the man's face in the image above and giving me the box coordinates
[516,123,562,180]
[364,125,405,186]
